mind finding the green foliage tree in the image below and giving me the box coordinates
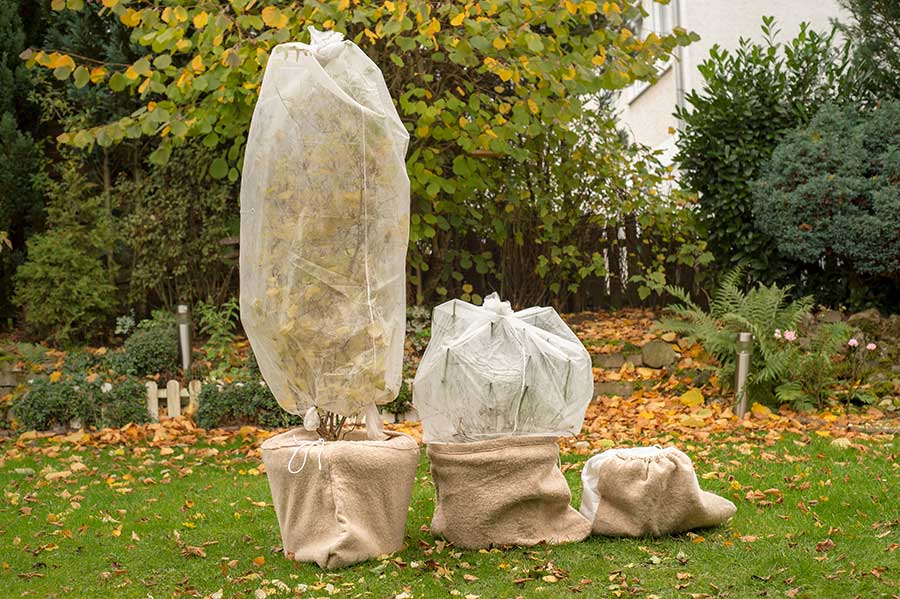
[838,0,900,99]
[25,0,698,307]
[118,142,236,310]
[0,0,46,323]
[12,155,119,344]
[675,17,858,286]
[753,101,900,308]
[13,229,118,344]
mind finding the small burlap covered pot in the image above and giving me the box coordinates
[580,446,736,537]
[427,436,591,549]
[261,429,419,569]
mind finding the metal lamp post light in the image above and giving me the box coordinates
[176,304,192,375]
[734,332,752,417]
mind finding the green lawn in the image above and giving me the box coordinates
[1,432,898,599]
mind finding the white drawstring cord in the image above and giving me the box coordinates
[287,438,325,473]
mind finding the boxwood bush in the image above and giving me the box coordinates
[753,101,900,308]
[13,375,150,431]
[106,312,179,377]
[195,379,302,429]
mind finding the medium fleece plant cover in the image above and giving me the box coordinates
[413,293,593,443]
[239,28,410,417]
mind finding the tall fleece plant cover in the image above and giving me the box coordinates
[240,29,410,417]
[580,446,737,537]
[413,293,593,442]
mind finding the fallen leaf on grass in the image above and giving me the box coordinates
[751,403,772,418]
[181,545,206,558]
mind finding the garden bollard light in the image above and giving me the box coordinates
[176,304,192,375]
[734,332,752,417]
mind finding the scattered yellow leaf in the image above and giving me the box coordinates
[750,403,772,418]
[679,387,703,407]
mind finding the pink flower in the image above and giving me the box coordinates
[783,330,797,342]
[866,342,877,351]
[848,338,859,347]
[774,329,782,339]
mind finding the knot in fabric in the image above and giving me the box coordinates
[482,292,514,316]
[287,437,326,474]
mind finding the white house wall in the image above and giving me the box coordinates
[616,0,847,158]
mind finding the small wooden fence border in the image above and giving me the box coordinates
[146,380,201,421]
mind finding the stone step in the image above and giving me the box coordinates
[591,352,643,369]
[593,381,634,398]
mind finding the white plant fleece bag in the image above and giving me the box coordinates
[240,28,410,420]
[241,28,416,568]
[413,292,593,443]
[580,446,736,537]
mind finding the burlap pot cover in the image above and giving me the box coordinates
[261,429,419,569]
[580,446,736,537]
[427,436,591,549]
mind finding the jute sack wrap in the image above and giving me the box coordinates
[580,446,736,537]
[261,428,419,569]
[427,436,591,549]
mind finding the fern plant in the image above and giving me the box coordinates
[657,267,814,402]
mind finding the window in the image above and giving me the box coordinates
[620,1,674,104]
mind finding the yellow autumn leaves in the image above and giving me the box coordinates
[261,6,290,29]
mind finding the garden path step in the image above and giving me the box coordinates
[593,381,634,398]
[590,352,643,368]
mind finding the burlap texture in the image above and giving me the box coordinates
[261,429,419,569]
[427,436,591,549]
[580,446,736,537]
